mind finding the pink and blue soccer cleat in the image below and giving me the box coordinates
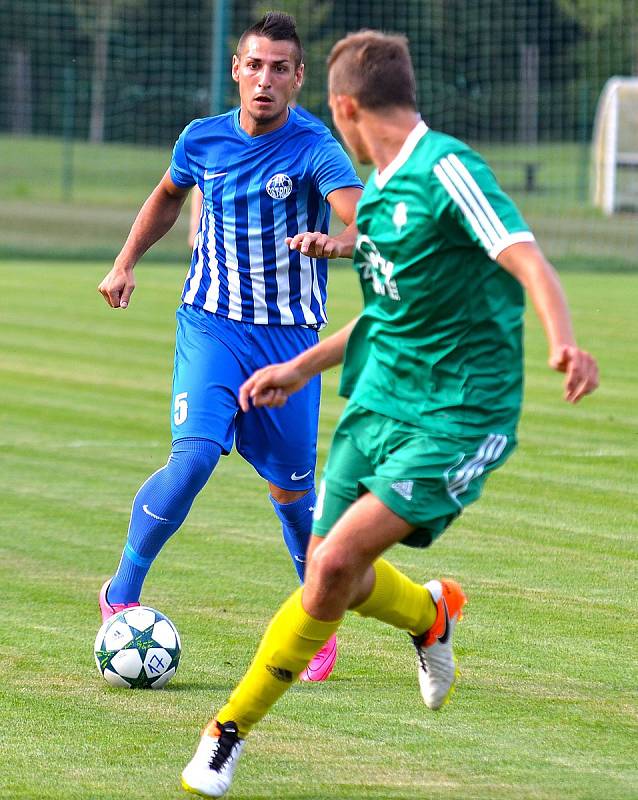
[299,633,337,682]
[98,578,140,622]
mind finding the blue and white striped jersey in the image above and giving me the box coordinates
[170,107,362,327]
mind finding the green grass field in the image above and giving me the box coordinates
[2,134,638,266]
[0,261,636,799]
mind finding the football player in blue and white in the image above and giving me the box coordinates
[97,12,362,682]
[187,87,328,250]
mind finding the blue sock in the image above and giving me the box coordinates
[269,489,316,582]
[108,438,221,604]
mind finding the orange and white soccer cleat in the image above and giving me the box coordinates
[181,720,245,798]
[411,579,467,710]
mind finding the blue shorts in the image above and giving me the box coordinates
[171,303,320,491]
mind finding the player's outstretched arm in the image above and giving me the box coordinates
[286,186,361,259]
[98,170,189,309]
[239,317,359,411]
[497,241,599,403]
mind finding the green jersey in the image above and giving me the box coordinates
[340,121,534,435]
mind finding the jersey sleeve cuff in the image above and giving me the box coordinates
[489,231,536,260]
[170,165,196,189]
[321,180,364,200]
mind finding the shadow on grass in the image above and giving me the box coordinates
[163,681,230,692]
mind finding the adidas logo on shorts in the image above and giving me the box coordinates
[391,480,414,501]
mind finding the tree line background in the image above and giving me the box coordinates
[1,0,636,146]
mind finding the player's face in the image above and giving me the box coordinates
[233,36,303,132]
[328,89,371,164]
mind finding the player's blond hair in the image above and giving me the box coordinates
[327,30,416,110]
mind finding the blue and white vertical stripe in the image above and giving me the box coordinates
[170,108,362,327]
[182,168,330,328]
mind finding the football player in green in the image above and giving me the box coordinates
[181,30,599,798]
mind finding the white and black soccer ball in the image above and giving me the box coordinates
[94,606,181,689]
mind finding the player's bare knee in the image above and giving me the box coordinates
[308,543,357,593]
[268,484,310,504]
[305,535,323,565]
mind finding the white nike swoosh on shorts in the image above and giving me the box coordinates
[290,470,312,481]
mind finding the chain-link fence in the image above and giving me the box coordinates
[1,0,637,264]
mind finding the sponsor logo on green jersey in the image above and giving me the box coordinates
[356,235,400,301]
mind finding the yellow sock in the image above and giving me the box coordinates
[352,558,436,636]
[215,588,341,738]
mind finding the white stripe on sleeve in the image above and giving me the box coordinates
[434,153,534,260]
[434,160,497,252]
[447,153,510,241]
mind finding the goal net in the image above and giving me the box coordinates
[1,0,638,264]
[592,77,638,214]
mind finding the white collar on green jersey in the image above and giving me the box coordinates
[375,119,429,190]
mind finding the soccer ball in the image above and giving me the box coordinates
[94,606,181,689]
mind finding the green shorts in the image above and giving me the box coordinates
[312,402,517,548]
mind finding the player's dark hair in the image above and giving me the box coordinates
[237,11,303,67]
[328,30,416,110]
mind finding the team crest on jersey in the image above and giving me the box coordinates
[266,173,293,199]
[393,201,408,233]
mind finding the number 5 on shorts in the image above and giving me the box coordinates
[174,392,188,426]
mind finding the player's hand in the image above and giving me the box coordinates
[549,344,599,403]
[239,362,309,411]
[286,232,344,259]
[98,264,136,309]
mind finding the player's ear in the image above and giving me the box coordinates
[294,63,304,91]
[231,54,240,83]
[335,94,357,120]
